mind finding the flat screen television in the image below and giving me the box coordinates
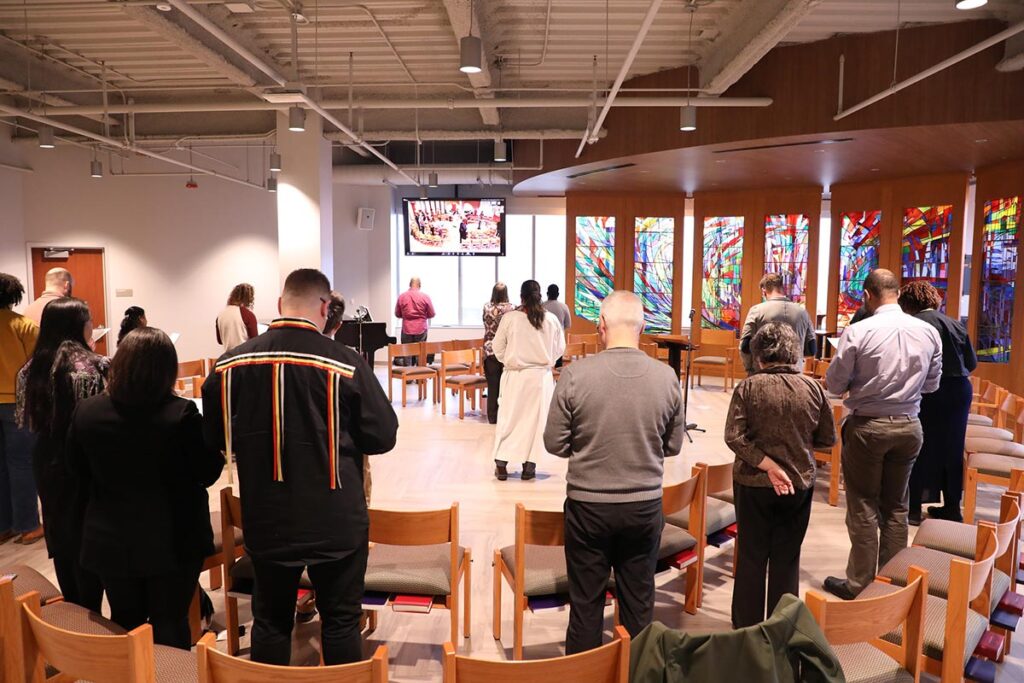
[404,198,506,256]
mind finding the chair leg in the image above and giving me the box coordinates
[441,383,447,415]
[492,551,502,641]
[829,447,840,507]
[368,609,378,633]
[401,377,407,408]
[388,374,393,402]
[450,586,459,647]
[208,565,222,591]
[731,537,738,579]
[226,595,240,655]
[189,585,202,645]
[964,467,977,524]
[459,390,465,420]
[513,593,524,660]
[463,548,472,638]
[684,565,698,615]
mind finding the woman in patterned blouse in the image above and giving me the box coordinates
[482,282,514,424]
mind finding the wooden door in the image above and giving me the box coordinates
[30,248,108,356]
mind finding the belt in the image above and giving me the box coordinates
[850,412,916,421]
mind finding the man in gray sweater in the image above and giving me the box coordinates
[739,273,816,373]
[544,290,683,654]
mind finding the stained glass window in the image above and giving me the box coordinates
[574,216,615,323]
[702,216,744,331]
[902,205,953,310]
[764,214,810,304]
[978,197,1020,363]
[633,217,674,333]
[837,210,881,328]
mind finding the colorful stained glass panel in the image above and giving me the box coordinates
[634,217,674,333]
[902,205,953,310]
[978,196,1019,363]
[702,216,744,331]
[574,216,615,323]
[837,210,881,328]
[764,214,810,304]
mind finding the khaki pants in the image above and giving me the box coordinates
[840,415,923,594]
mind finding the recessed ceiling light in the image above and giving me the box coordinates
[714,159,726,164]
[974,138,989,144]
[954,0,988,10]
[870,168,880,172]
[155,2,173,11]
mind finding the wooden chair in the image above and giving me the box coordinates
[660,466,708,614]
[386,342,434,407]
[425,341,460,402]
[493,504,569,660]
[439,349,487,419]
[443,625,629,683]
[666,462,737,586]
[451,338,484,351]
[972,383,1007,422]
[966,393,1021,441]
[189,510,244,643]
[18,588,214,683]
[813,402,844,507]
[640,342,658,360]
[568,332,600,356]
[963,442,1024,523]
[806,567,928,683]
[690,329,738,391]
[363,504,471,646]
[175,359,207,398]
[197,640,389,683]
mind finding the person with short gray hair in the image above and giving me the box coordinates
[24,267,74,325]
[738,272,816,373]
[724,321,836,628]
[544,290,682,652]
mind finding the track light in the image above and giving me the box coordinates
[37,126,55,149]
[493,139,507,162]
[267,177,278,193]
[679,105,697,132]
[287,106,305,132]
[269,151,282,172]
[419,184,428,199]
[90,159,103,178]
[954,0,987,9]
[460,36,482,74]
[428,171,439,188]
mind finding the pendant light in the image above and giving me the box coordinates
[459,1,482,73]
[680,3,697,132]
[287,106,306,132]
[679,106,697,132]
[269,151,282,172]
[494,139,507,162]
[38,126,55,149]
[428,172,439,188]
[267,177,278,193]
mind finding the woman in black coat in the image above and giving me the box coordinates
[68,327,224,648]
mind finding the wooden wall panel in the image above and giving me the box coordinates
[970,160,1024,395]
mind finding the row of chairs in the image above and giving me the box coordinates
[963,379,1024,524]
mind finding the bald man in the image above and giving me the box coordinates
[544,291,683,653]
[823,269,941,600]
[394,277,435,366]
[24,268,73,325]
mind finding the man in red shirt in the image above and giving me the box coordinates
[394,277,436,365]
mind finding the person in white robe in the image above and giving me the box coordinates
[492,279,566,481]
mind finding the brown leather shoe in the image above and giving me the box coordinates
[16,526,44,545]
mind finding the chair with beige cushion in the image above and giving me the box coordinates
[813,402,844,507]
[666,461,737,583]
[690,328,738,391]
[198,639,389,682]
[386,342,435,407]
[439,349,488,419]
[426,341,461,402]
[660,465,708,614]
[971,383,1006,423]
[963,440,1024,523]
[965,393,1021,441]
[363,504,470,647]
[806,567,927,683]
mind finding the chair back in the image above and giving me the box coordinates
[1,578,23,683]
[699,328,735,349]
[370,505,456,546]
[515,504,564,547]
[19,592,157,683]
[806,568,927,680]
[563,342,587,361]
[662,466,706,517]
[640,342,658,359]
[423,341,449,358]
[966,525,1000,602]
[220,487,244,593]
[442,349,479,373]
[700,461,732,496]
[802,357,816,375]
[441,626,629,683]
[997,393,1022,428]
[198,641,388,683]
[452,338,483,351]
[992,493,1022,557]
[388,342,423,365]
[813,359,831,379]
[568,332,599,346]
[178,359,206,378]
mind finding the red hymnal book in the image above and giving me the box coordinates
[974,631,1004,661]
[997,591,1024,616]
[392,595,433,614]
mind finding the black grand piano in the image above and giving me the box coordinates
[335,312,395,367]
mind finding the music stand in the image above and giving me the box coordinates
[681,310,705,443]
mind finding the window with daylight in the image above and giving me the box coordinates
[837,210,881,328]
[764,214,810,304]
[902,205,953,310]
[634,217,674,333]
[701,216,744,331]
[574,216,615,323]
[977,196,1020,363]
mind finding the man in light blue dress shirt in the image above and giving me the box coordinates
[822,269,942,599]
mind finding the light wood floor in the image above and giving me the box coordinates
[2,371,1021,682]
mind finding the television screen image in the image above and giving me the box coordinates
[405,199,506,256]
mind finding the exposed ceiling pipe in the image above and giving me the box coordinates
[0,102,265,190]
[39,96,773,116]
[324,128,602,142]
[835,19,1024,120]
[498,0,552,67]
[575,0,665,159]
[333,166,512,186]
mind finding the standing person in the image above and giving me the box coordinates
[822,269,941,600]
[16,298,107,609]
[0,273,41,545]
[216,283,258,353]
[491,280,565,481]
[542,284,572,332]
[394,277,435,365]
[738,273,816,373]
[23,267,73,325]
[725,322,836,628]
[69,328,223,648]
[482,283,514,425]
[898,281,976,525]
[544,291,682,652]
[202,269,398,666]
[117,306,147,344]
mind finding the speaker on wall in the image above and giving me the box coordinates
[357,207,375,230]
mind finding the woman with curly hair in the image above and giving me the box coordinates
[215,283,258,352]
[898,281,976,524]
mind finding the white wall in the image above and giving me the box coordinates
[0,130,28,311]
[19,144,279,361]
[332,184,394,333]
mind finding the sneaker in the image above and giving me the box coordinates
[495,463,508,481]
[521,462,537,481]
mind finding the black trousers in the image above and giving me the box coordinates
[250,546,368,666]
[564,498,662,654]
[910,376,972,515]
[52,553,103,613]
[483,355,503,425]
[399,331,432,365]
[732,483,813,629]
[102,561,201,650]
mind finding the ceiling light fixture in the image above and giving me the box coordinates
[267,177,278,192]
[287,106,306,132]
[269,151,282,172]
[428,171,439,188]
[419,184,428,199]
[680,2,697,132]
[90,159,103,178]
[494,139,507,162]
[38,126,55,149]
[679,105,697,132]
[155,2,173,11]
[954,0,988,9]
[459,1,482,73]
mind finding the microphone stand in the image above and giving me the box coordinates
[682,308,705,442]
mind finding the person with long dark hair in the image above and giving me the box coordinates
[898,281,976,524]
[490,280,565,481]
[15,297,107,609]
[117,306,147,344]
[482,282,514,425]
[0,272,41,545]
[69,327,223,648]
